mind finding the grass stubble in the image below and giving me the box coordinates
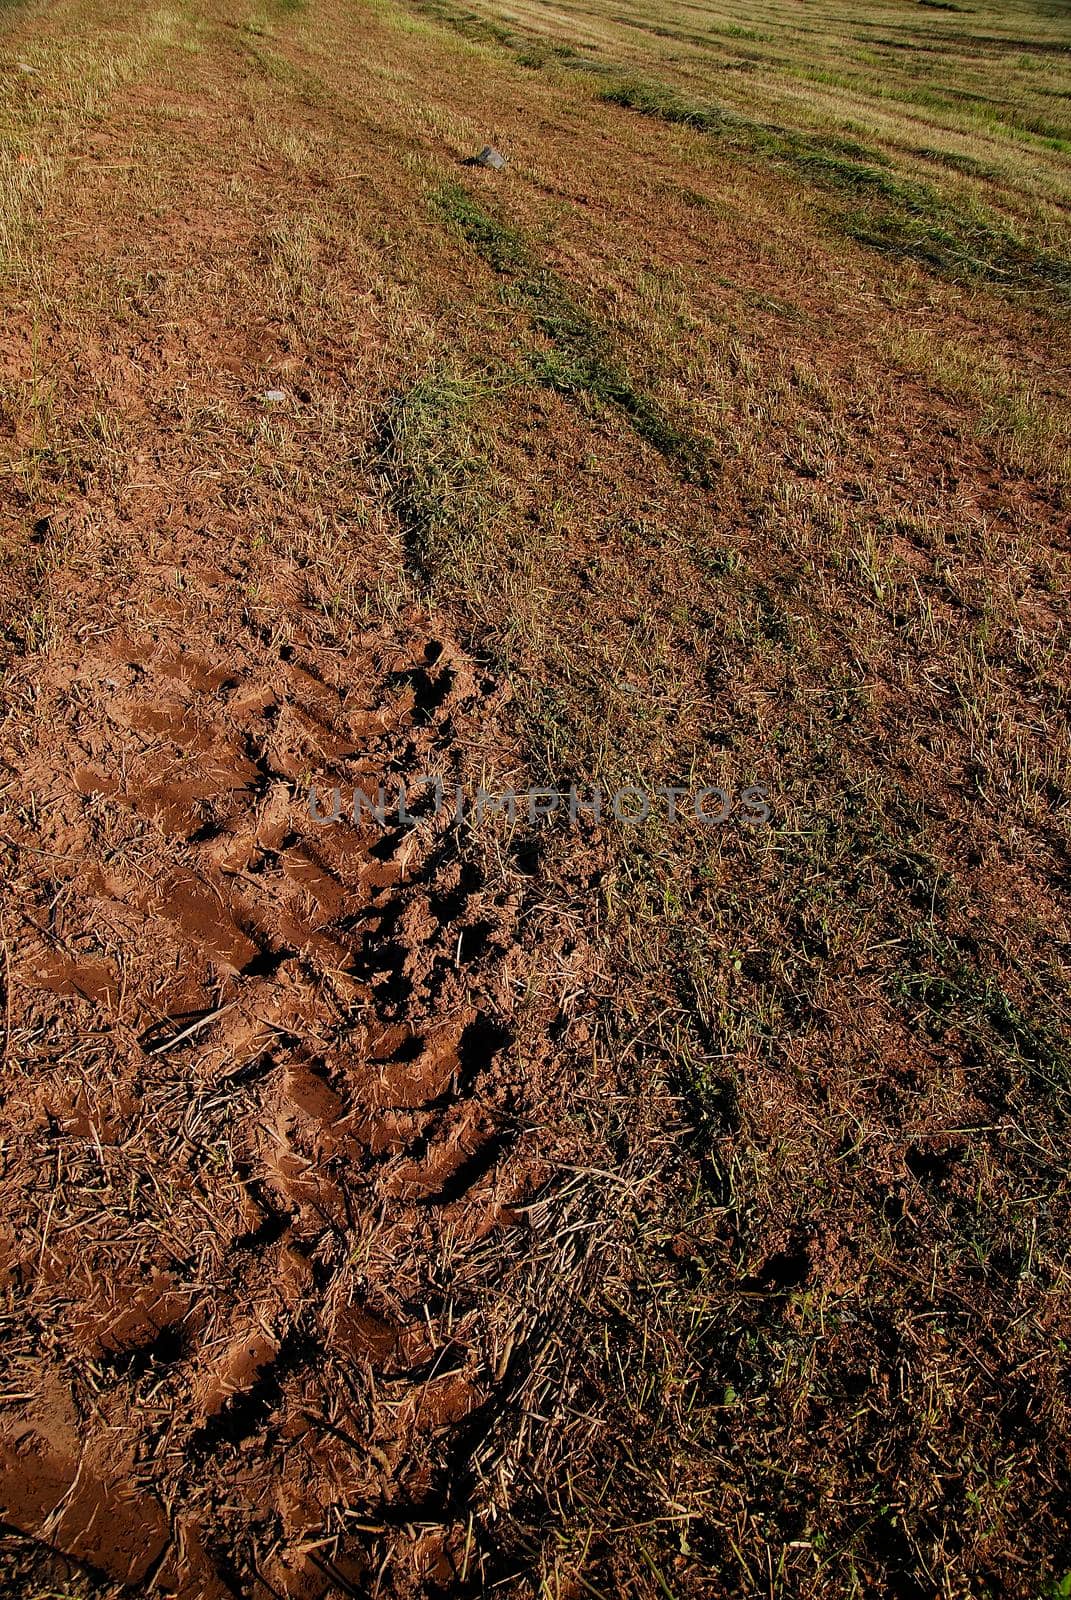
[0,0,1070,1592]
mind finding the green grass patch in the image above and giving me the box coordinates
[843,197,1071,295]
[376,369,487,578]
[707,21,771,41]
[892,937,1070,1092]
[912,145,995,177]
[432,180,715,484]
[600,76,898,190]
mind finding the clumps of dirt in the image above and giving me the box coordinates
[0,536,599,1597]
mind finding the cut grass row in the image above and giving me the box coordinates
[404,0,1071,303]
[429,179,716,484]
[599,74,1071,299]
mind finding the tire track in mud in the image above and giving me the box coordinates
[0,549,585,1597]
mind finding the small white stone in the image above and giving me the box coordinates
[262,389,288,403]
[17,62,37,75]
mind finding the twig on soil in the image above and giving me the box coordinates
[146,1002,236,1054]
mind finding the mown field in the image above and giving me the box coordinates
[0,0,1069,1593]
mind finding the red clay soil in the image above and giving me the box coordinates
[0,519,589,1593]
[0,12,602,1583]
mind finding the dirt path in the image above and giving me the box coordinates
[0,1,596,1592]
